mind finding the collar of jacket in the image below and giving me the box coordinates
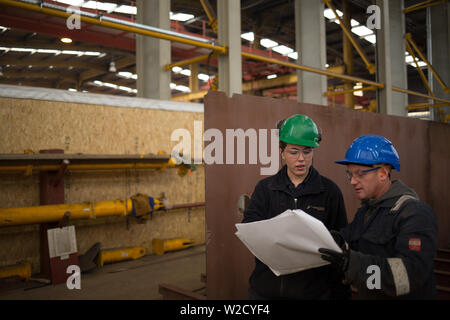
[362,180,418,209]
[267,165,325,196]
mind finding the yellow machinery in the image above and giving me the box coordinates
[0,194,165,227]
[0,262,31,281]
[152,238,194,256]
[97,247,146,267]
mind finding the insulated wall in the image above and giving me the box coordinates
[0,87,205,274]
[204,91,450,299]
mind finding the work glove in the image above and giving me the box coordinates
[318,230,350,273]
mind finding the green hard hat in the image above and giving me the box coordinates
[279,114,320,147]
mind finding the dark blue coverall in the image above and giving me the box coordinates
[340,180,438,299]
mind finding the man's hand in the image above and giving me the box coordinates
[318,248,350,273]
[319,230,350,273]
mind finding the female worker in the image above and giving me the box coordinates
[243,114,350,299]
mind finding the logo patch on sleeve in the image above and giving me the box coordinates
[408,238,421,252]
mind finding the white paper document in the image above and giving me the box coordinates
[235,209,342,276]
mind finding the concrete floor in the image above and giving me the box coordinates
[0,245,205,300]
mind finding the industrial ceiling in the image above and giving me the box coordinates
[0,0,439,112]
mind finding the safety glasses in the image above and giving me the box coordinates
[345,166,381,181]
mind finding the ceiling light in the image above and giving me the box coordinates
[117,71,137,79]
[37,49,61,54]
[114,5,137,15]
[288,52,298,60]
[353,82,363,96]
[61,50,80,55]
[351,19,360,27]
[180,69,191,76]
[198,73,210,82]
[118,86,133,92]
[109,61,117,73]
[241,32,255,42]
[408,111,430,118]
[267,74,277,80]
[84,51,102,56]
[172,66,182,73]
[351,25,373,37]
[272,45,294,55]
[405,55,414,63]
[175,85,191,93]
[56,0,84,6]
[60,37,73,44]
[260,38,278,49]
[82,1,117,12]
[170,12,195,22]
[414,61,427,68]
[11,48,35,53]
[324,8,343,20]
[103,82,118,89]
[363,34,376,44]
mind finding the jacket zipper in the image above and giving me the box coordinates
[280,276,284,297]
[280,197,296,297]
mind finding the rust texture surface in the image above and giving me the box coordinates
[204,91,449,299]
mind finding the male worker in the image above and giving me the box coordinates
[243,114,350,299]
[319,135,438,299]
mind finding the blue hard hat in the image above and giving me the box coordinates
[336,135,400,171]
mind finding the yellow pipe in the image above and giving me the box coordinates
[0,0,227,54]
[200,0,218,34]
[392,87,450,104]
[97,247,146,267]
[0,199,132,226]
[0,262,31,281]
[152,238,194,255]
[405,41,434,95]
[343,0,355,109]
[323,0,376,74]
[404,0,447,14]
[172,67,345,102]
[0,194,171,227]
[165,53,217,71]
[406,102,450,110]
[324,85,376,96]
[405,33,450,93]
[241,51,384,88]
[167,53,344,77]
[0,160,181,174]
[172,90,209,102]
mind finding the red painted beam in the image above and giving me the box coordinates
[0,10,135,51]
